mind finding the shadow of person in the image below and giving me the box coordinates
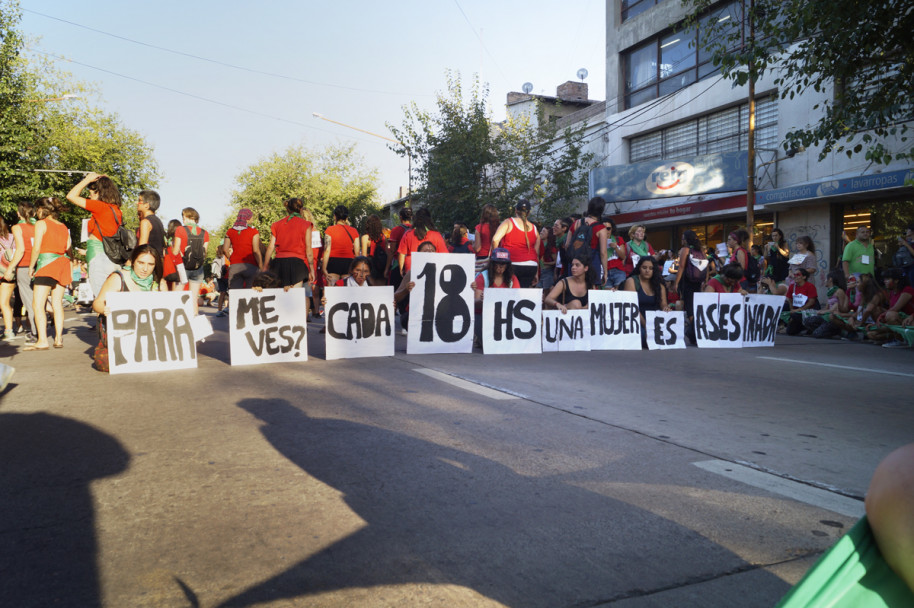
[0,412,129,607]
[220,398,784,607]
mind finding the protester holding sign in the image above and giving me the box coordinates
[624,257,669,324]
[335,257,372,287]
[545,253,593,314]
[473,247,520,345]
[322,205,361,286]
[492,199,541,288]
[26,198,71,351]
[393,242,437,334]
[66,172,124,298]
[397,208,447,275]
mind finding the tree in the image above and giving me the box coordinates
[682,0,914,164]
[221,143,380,247]
[387,71,594,229]
[1,1,159,236]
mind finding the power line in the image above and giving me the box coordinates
[451,0,509,82]
[30,48,392,147]
[23,7,432,98]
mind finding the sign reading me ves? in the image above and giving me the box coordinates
[230,289,308,365]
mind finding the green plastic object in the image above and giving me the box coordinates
[776,516,914,607]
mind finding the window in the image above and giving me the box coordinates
[623,0,742,108]
[622,0,661,22]
[629,96,779,163]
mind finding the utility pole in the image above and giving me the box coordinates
[745,0,756,244]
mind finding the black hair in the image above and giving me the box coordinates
[570,251,595,289]
[333,205,349,222]
[486,255,515,288]
[252,271,282,290]
[601,215,617,235]
[721,263,744,281]
[129,244,164,282]
[139,190,160,212]
[413,208,435,240]
[349,256,372,275]
[634,255,663,296]
[399,207,413,222]
[827,268,847,292]
[586,197,606,219]
[683,230,703,251]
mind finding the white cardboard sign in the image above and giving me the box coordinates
[692,292,744,348]
[106,291,198,374]
[482,288,542,355]
[644,311,686,350]
[742,294,782,347]
[229,288,308,365]
[588,290,642,350]
[407,252,475,354]
[541,310,591,352]
[324,286,395,360]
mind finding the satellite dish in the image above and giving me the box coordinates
[577,68,589,81]
[522,82,533,94]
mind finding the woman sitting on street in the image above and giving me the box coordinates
[624,256,670,326]
[803,269,850,339]
[783,268,819,335]
[545,253,593,314]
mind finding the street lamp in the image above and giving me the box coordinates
[312,112,412,197]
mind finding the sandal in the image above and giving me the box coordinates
[23,344,49,351]
[53,341,64,349]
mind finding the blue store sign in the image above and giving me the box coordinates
[757,168,914,205]
[590,151,749,203]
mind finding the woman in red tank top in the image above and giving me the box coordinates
[491,199,540,288]
[27,197,72,350]
[322,205,361,285]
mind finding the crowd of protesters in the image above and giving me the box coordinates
[3,183,913,369]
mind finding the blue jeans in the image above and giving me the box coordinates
[605,268,627,289]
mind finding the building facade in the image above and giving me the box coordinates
[592,0,914,294]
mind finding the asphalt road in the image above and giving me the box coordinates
[1,308,911,607]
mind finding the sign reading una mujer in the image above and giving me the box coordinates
[106,291,197,374]
[230,288,307,365]
[588,290,642,350]
[692,292,744,348]
[325,286,395,360]
[407,252,475,355]
[482,288,542,355]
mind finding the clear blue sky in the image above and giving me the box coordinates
[20,0,605,229]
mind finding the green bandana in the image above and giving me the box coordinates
[628,239,649,257]
[129,267,156,291]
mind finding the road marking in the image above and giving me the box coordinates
[413,368,520,400]
[693,460,864,518]
[757,356,914,379]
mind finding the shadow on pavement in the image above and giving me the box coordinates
[0,412,129,607]
[218,397,793,607]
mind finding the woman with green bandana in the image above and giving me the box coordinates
[26,198,72,351]
[91,245,162,371]
[624,224,655,275]
[66,172,124,299]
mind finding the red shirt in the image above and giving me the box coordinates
[85,199,123,240]
[500,219,538,263]
[271,216,311,260]
[607,235,626,270]
[785,281,818,308]
[888,286,914,315]
[707,277,741,293]
[227,227,259,265]
[326,224,359,258]
[397,229,448,273]
[474,223,495,257]
[174,224,210,260]
[16,221,35,268]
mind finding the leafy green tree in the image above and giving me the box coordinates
[388,71,594,229]
[682,0,914,164]
[1,1,159,236]
[220,143,380,247]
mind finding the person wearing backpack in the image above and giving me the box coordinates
[360,214,389,286]
[173,207,209,315]
[563,197,608,286]
[727,230,759,291]
[673,230,708,324]
[66,172,124,299]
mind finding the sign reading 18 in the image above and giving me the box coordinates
[417,262,471,342]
